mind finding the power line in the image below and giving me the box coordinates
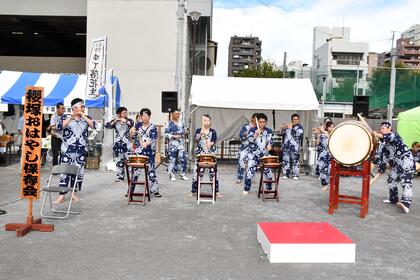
[253,0,394,43]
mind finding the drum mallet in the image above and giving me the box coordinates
[370,173,381,185]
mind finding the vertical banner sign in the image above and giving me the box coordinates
[20,87,44,199]
[86,36,107,98]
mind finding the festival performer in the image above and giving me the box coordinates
[164,109,188,181]
[314,121,334,191]
[55,98,97,204]
[105,106,134,182]
[130,108,161,197]
[281,113,304,180]
[375,122,415,214]
[315,117,332,176]
[236,113,257,184]
[190,114,220,197]
[243,113,273,194]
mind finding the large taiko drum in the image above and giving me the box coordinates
[328,121,377,166]
[197,154,217,168]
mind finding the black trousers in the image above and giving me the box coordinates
[51,136,62,166]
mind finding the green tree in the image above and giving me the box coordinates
[234,60,290,78]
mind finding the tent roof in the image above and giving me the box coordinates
[0,70,113,107]
[190,76,319,111]
[397,106,420,121]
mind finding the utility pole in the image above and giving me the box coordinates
[283,52,287,78]
[387,31,397,123]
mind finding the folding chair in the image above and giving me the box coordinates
[40,164,81,219]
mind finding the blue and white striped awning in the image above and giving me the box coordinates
[0,70,117,108]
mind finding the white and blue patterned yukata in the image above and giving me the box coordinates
[191,128,219,193]
[237,123,253,181]
[131,122,159,194]
[244,127,273,191]
[281,124,304,178]
[164,120,187,177]
[317,133,331,186]
[105,118,134,180]
[57,114,97,193]
[379,132,415,208]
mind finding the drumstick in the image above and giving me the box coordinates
[255,117,260,130]
[357,113,373,131]
[370,173,381,185]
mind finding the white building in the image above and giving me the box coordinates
[401,24,420,45]
[287,61,311,79]
[312,26,369,99]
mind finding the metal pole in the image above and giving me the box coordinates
[192,23,197,77]
[387,31,397,123]
[283,52,287,78]
[321,78,327,118]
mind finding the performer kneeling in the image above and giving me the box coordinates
[281,113,304,180]
[130,108,161,197]
[190,114,220,197]
[314,121,334,191]
[236,113,257,184]
[105,107,134,182]
[54,98,97,203]
[164,108,188,181]
[243,113,273,194]
[375,122,415,214]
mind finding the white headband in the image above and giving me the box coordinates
[72,101,84,109]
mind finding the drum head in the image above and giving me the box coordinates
[329,123,372,166]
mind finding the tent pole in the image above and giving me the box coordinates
[272,110,276,130]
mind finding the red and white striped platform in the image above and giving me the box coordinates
[257,222,355,263]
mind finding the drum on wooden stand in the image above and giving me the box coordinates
[128,155,149,165]
[197,154,216,168]
[328,121,378,166]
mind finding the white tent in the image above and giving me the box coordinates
[189,76,320,146]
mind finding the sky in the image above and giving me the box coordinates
[212,0,420,76]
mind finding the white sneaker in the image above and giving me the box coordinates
[242,190,249,195]
[236,179,242,184]
[382,199,391,204]
[397,202,409,214]
[179,174,189,180]
[292,176,299,181]
[170,176,176,182]
[281,176,288,179]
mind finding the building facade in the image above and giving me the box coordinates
[312,26,369,100]
[228,36,262,77]
[0,0,216,126]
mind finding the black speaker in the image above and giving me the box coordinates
[352,95,369,117]
[161,91,178,113]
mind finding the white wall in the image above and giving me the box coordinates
[87,0,178,126]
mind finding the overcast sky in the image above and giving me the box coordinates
[212,0,420,76]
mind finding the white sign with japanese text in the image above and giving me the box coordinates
[86,36,107,98]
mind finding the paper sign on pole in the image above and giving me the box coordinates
[86,37,107,98]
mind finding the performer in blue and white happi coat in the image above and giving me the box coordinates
[243,113,273,194]
[281,113,304,180]
[55,98,97,204]
[314,121,334,191]
[190,114,221,196]
[236,114,257,184]
[105,106,134,182]
[164,109,188,181]
[130,108,161,197]
[375,122,415,214]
